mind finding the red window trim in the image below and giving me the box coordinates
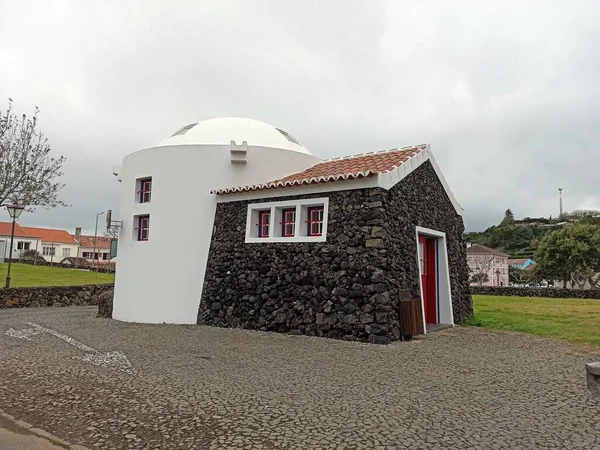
[136,215,150,241]
[138,178,152,203]
[306,206,324,237]
[257,210,270,238]
[280,208,296,237]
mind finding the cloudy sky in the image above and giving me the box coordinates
[1,0,599,234]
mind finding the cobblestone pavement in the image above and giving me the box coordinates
[0,306,599,449]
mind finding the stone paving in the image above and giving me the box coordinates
[0,306,599,449]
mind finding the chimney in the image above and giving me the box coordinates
[75,227,82,243]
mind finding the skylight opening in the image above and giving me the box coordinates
[170,123,198,137]
[275,128,301,146]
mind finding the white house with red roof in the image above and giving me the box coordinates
[73,232,113,263]
[0,221,42,261]
[466,244,509,286]
[111,117,472,342]
[21,226,79,262]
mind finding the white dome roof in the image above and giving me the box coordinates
[155,117,311,155]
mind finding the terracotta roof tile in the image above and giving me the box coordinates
[508,258,529,265]
[214,144,429,194]
[22,227,78,245]
[0,221,32,238]
[76,235,111,249]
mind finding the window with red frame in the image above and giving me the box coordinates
[257,210,270,238]
[280,208,296,237]
[138,178,152,203]
[136,215,150,241]
[306,206,324,236]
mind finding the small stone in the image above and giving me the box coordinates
[343,303,357,314]
[366,239,384,248]
[360,313,374,324]
[370,323,388,335]
[371,226,386,238]
[210,302,222,311]
[375,312,389,323]
[371,270,385,282]
[367,201,383,208]
[344,314,358,324]
[315,313,325,325]
[368,334,390,345]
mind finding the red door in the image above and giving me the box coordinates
[418,235,437,325]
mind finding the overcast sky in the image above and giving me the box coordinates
[1,0,599,234]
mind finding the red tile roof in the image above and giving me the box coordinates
[508,258,530,265]
[214,144,429,194]
[22,227,78,245]
[76,235,111,249]
[0,221,33,238]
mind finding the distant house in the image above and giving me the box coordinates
[0,221,42,261]
[466,243,509,286]
[508,258,535,270]
[73,231,113,263]
[21,227,79,262]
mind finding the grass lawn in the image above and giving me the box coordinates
[0,262,114,288]
[469,295,600,346]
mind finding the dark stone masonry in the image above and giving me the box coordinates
[97,289,114,318]
[0,284,114,309]
[471,285,600,299]
[199,162,472,343]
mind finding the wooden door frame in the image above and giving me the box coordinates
[415,226,454,333]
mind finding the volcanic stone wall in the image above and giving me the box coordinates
[199,161,472,342]
[381,162,472,324]
[0,284,114,308]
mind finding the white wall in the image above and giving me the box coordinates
[79,246,111,261]
[38,242,79,262]
[113,144,320,324]
[0,237,41,260]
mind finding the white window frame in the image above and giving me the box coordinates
[43,246,56,256]
[62,248,71,257]
[245,197,329,243]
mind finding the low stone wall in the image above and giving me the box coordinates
[0,284,114,308]
[471,285,600,299]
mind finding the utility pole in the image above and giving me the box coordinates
[558,188,563,218]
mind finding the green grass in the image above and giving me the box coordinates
[468,295,600,346]
[0,262,114,288]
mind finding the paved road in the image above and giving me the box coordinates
[0,306,599,449]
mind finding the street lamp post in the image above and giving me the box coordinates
[5,204,25,288]
[93,211,105,269]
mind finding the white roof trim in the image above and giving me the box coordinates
[377,145,464,216]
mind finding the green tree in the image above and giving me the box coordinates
[534,224,600,288]
[500,209,515,227]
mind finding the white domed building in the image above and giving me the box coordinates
[112,118,320,324]
[112,117,473,343]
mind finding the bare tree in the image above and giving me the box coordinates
[468,254,495,285]
[103,227,119,240]
[0,99,66,208]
